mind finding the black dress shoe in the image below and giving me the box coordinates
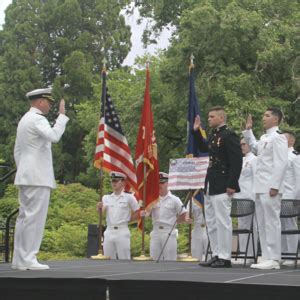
[211,259,231,268]
[199,256,218,267]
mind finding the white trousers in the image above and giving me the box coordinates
[255,193,281,261]
[103,227,131,259]
[238,214,258,256]
[205,193,232,260]
[150,229,177,260]
[12,186,50,267]
[281,217,298,254]
[191,226,208,260]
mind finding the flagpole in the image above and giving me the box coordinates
[91,58,110,260]
[178,54,199,262]
[133,61,153,261]
[188,191,193,255]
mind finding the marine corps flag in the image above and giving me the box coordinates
[135,65,160,214]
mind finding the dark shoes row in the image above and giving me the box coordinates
[200,256,231,268]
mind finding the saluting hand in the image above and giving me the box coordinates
[245,114,253,130]
[193,115,201,131]
[59,98,65,115]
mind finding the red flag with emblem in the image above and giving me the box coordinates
[135,66,159,217]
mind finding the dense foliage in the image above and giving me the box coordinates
[1,0,300,259]
[0,183,189,259]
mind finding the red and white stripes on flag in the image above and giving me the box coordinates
[168,157,209,190]
[94,69,138,192]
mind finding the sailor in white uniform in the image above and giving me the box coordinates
[281,131,300,266]
[97,172,140,260]
[243,107,288,270]
[149,172,187,260]
[234,138,258,263]
[12,88,69,270]
[186,193,208,261]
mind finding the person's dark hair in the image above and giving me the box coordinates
[208,106,225,113]
[266,107,283,124]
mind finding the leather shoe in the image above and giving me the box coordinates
[199,256,218,267]
[211,258,232,268]
[16,263,50,271]
[251,260,279,270]
[282,260,296,267]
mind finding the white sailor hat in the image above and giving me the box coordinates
[159,172,169,183]
[26,88,55,102]
[110,171,127,180]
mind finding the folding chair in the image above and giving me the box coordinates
[280,199,300,268]
[205,198,257,267]
[231,199,257,266]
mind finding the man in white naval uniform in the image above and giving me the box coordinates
[233,138,258,264]
[149,172,188,261]
[186,194,208,261]
[12,88,69,270]
[243,107,288,270]
[97,172,140,259]
[281,131,300,266]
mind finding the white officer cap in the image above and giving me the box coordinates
[110,171,127,180]
[26,87,54,102]
[159,172,169,183]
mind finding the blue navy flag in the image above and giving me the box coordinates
[186,65,208,157]
[193,189,205,208]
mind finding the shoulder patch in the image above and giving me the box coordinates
[276,130,283,134]
[293,150,299,155]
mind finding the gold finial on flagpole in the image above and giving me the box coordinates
[189,53,195,73]
[102,57,107,72]
[102,57,107,67]
[190,53,194,66]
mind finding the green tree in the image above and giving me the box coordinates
[136,0,300,142]
[0,0,132,182]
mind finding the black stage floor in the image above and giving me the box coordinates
[0,259,299,300]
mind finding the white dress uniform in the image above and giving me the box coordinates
[243,126,288,261]
[281,147,300,254]
[13,104,69,268]
[234,152,258,257]
[295,155,300,200]
[102,191,139,259]
[150,192,186,260]
[187,200,208,261]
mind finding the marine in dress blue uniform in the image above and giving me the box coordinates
[194,106,243,268]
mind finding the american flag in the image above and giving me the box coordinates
[94,69,138,192]
[168,157,208,190]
